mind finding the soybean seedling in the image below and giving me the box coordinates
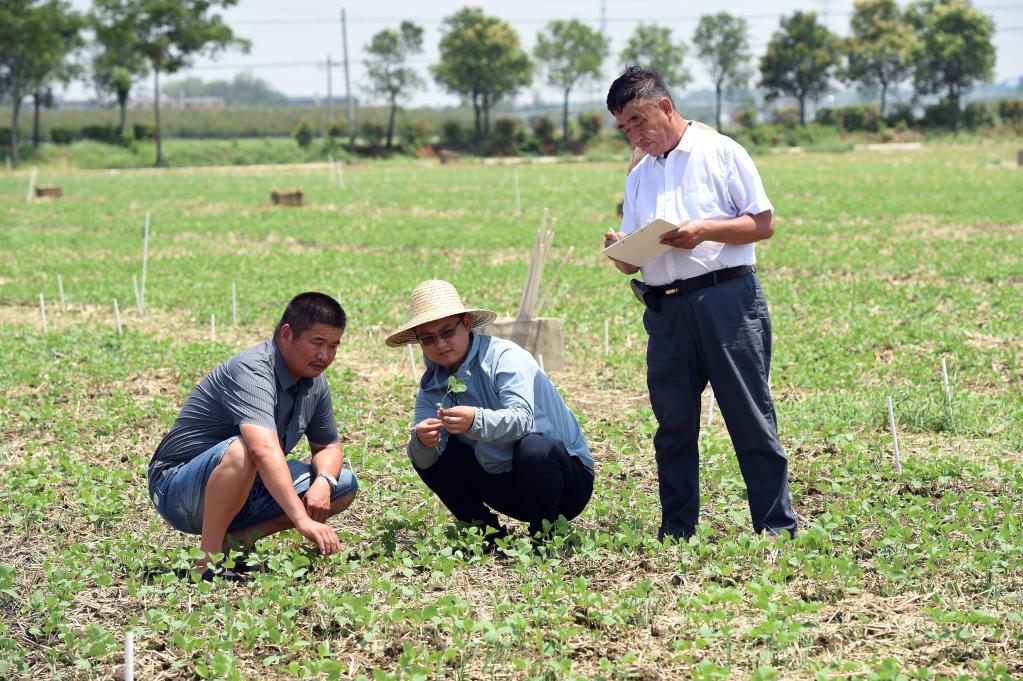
[436,376,467,410]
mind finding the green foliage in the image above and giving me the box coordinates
[576,112,603,142]
[815,103,882,131]
[693,13,753,130]
[735,108,758,129]
[365,21,425,149]
[845,0,916,117]
[996,98,1023,123]
[90,0,251,164]
[759,11,844,126]
[534,19,609,142]
[908,0,996,123]
[292,121,314,149]
[620,23,692,93]
[432,8,532,139]
[163,72,288,106]
[436,376,468,410]
[439,119,468,150]
[49,126,74,144]
[359,120,387,150]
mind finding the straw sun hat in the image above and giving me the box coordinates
[385,280,497,347]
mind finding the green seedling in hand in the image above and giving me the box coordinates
[436,376,468,410]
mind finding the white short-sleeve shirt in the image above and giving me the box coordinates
[620,122,774,285]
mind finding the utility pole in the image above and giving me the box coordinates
[326,54,334,131]
[341,8,355,152]
[600,0,606,35]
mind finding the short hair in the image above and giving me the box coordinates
[276,292,346,339]
[606,66,674,116]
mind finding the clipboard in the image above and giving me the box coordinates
[602,219,677,267]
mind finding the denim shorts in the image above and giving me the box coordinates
[152,437,359,535]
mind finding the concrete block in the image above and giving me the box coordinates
[35,185,62,198]
[481,316,564,372]
[271,189,304,206]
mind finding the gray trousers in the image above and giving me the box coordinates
[644,272,796,539]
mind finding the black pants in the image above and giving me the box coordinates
[644,272,797,540]
[413,433,594,536]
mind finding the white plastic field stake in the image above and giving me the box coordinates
[887,396,902,473]
[603,319,609,355]
[231,282,238,325]
[537,353,545,373]
[26,167,38,203]
[706,389,715,425]
[114,299,122,335]
[124,630,134,681]
[57,274,65,312]
[132,275,141,316]
[940,357,951,405]
[407,344,417,381]
[210,314,216,346]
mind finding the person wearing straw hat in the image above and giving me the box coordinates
[148,292,358,581]
[603,66,796,542]
[387,280,594,544]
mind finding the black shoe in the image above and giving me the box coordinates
[200,565,248,583]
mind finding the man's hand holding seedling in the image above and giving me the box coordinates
[414,418,443,448]
[437,406,474,434]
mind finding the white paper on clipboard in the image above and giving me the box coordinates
[602,219,677,268]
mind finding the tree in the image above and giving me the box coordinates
[759,11,843,126]
[845,0,916,117]
[432,7,532,139]
[908,0,995,126]
[0,0,83,165]
[91,4,148,138]
[91,0,249,166]
[692,13,753,130]
[163,73,288,106]
[619,24,691,94]
[534,20,609,142]
[364,21,424,149]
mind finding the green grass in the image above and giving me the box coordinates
[0,142,1021,679]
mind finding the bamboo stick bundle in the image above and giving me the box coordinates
[534,245,574,317]
[516,210,547,320]
[526,223,556,317]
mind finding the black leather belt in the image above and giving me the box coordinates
[648,265,755,297]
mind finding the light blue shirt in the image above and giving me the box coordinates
[407,333,593,475]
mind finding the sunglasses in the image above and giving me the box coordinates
[417,318,465,346]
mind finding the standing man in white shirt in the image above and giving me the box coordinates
[603,66,796,542]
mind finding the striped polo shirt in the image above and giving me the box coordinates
[147,338,339,495]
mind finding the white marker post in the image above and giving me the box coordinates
[57,275,65,312]
[231,282,238,325]
[25,166,38,203]
[407,344,417,381]
[4,155,10,174]
[132,275,142,316]
[140,213,150,314]
[39,294,48,335]
[513,169,521,215]
[887,396,902,474]
[603,319,610,356]
[328,153,336,181]
[706,390,715,426]
[537,353,545,373]
[124,630,134,681]
[336,161,345,190]
[210,314,216,347]
[940,357,951,405]
[113,299,122,335]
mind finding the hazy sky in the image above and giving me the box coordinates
[67,0,1023,106]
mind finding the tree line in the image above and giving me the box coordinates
[0,0,1002,167]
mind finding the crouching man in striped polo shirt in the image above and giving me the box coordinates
[148,292,358,581]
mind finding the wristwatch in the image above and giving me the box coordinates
[316,472,338,491]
